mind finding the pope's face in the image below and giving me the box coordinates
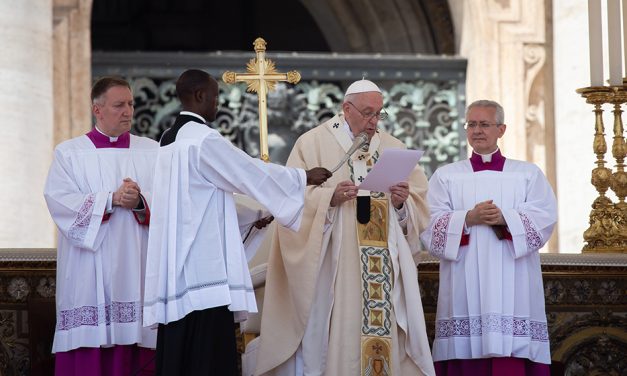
[92,86,134,137]
[343,92,383,141]
[466,106,506,154]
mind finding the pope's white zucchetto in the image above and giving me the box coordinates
[344,79,381,96]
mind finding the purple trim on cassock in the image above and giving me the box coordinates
[435,358,550,376]
[86,128,130,149]
[55,345,155,376]
[469,149,506,172]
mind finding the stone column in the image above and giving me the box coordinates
[0,0,55,247]
[456,0,558,251]
[53,0,93,146]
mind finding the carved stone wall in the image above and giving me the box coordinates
[0,250,56,376]
[455,0,558,251]
[458,0,553,170]
[0,250,624,374]
[418,253,627,375]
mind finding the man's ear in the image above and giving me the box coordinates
[498,123,507,138]
[341,102,350,114]
[193,89,205,103]
[92,103,100,118]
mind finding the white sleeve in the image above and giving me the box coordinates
[502,166,557,259]
[197,133,306,231]
[419,170,466,261]
[43,148,108,251]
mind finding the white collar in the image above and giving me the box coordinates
[476,148,499,163]
[95,126,119,142]
[343,120,355,140]
[180,111,207,123]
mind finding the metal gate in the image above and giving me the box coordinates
[93,51,466,175]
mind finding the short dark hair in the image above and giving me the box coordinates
[176,69,213,103]
[91,76,131,104]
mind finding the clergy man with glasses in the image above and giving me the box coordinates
[421,100,556,375]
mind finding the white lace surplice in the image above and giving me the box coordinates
[44,135,158,353]
[420,159,557,364]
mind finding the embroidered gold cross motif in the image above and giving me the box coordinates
[372,343,383,354]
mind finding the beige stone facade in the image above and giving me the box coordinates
[0,0,599,252]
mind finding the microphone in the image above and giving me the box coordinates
[330,131,369,173]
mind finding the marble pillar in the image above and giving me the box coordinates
[0,0,55,247]
[0,0,93,248]
[53,0,92,146]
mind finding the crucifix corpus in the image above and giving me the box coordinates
[222,37,301,162]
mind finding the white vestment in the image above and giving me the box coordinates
[44,134,158,353]
[143,120,306,326]
[420,158,557,364]
[256,115,435,376]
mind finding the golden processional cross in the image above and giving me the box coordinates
[222,38,301,162]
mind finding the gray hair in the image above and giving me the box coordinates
[466,100,505,124]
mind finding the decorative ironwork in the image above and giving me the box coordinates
[95,51,467,175]
[127,77,462,175]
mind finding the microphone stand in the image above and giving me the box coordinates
[330,133,369,173]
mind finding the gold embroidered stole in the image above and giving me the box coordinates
[324,116,393,375]
[354,167,393,376]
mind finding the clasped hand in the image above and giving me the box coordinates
[465,199,505,226]
[112,178,141,209]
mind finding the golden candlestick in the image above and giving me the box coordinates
[609,87,627,207]
[222,38,301,162]
[577,86,627,253]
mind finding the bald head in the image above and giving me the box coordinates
[175,69,219,121]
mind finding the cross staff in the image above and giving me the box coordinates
[222,38,301,162]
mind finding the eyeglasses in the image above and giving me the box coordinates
[464,121,502,130]
[346,101,388,121]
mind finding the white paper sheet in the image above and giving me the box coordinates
[358,148,424,193]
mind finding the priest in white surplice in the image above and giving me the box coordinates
[143,69,331,375]
[255,79,435,376]
[44,77,158,376]
[420,100,556,376]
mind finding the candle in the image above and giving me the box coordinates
[608,0,623,85]
[588,0,604,86]
[623,0,627,82]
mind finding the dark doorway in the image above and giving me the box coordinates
[91,0,330,52]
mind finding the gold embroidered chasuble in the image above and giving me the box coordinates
[256,114,435,376]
